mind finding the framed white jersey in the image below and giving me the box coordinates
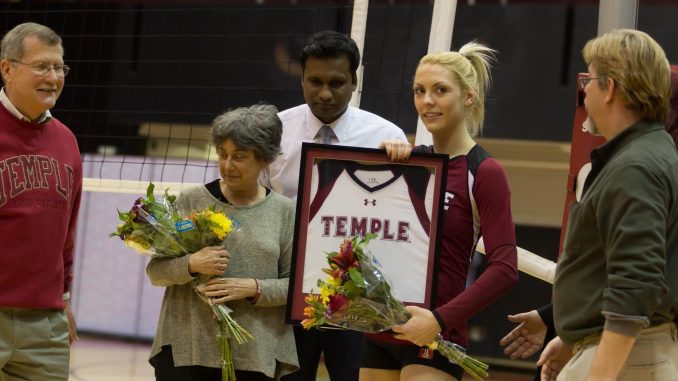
[287,143,448,322]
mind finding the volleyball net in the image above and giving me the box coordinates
[1,1,568,344]
[1,1,431,195]
[6,1,558,280]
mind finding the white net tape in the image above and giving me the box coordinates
[476,237,556,284]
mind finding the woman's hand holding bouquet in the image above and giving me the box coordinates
[391,305,442,345]
[188,246,230,275]
[110,183,252,381]
[200,277,257,303]
[302,234,489,381]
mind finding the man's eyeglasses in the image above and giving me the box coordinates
[578,77,600,90]
[10,60,70,77]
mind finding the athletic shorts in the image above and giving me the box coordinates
[361,337,464,380]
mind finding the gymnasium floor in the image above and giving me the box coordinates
[69,334,535,381]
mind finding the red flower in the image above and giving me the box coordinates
[329,239,358,270]
[327,293,349,315]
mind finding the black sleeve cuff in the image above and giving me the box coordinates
[432,309,447,332]
[536,304,553,326]
[537,303,556,341]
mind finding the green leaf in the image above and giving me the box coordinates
[147,183,155,203]
[348,267,365,288]
[116,209,127,221]
[342,280,361,298]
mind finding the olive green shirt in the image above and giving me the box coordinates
[554,121,678,346]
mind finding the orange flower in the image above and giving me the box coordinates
[301,318,317,329]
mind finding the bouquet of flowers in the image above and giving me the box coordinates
[302,234,489,381]
[110,183,253,381]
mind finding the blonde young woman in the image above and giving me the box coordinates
[361,43,519,381]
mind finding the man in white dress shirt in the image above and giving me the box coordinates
[265,30,406,199]
[266,31,406,381]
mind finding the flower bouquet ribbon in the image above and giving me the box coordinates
[110,183,253,381]
[302,234,489,381]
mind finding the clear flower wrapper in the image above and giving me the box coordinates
[302,234,489,381]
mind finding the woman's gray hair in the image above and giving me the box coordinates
[210,104,282,164]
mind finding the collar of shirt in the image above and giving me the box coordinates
[584,120,662,195]
[0,87,52,124]
[591,120,660,165]
[304,105,353,144]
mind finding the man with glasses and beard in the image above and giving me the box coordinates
[538,29,678,381]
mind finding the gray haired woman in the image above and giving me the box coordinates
[147,104,298,380]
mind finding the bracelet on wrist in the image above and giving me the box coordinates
[248,278,261,304]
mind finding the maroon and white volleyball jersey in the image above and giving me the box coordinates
[303,159,435,304]
[368,144,518,347]
[422,144,518,346]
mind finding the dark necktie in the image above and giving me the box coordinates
[317,125,335,145]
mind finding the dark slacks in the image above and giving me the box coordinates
[150,345,273,381]
[282,326,364,381]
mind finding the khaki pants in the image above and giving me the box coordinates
[0,307,70,381]
[557,323,678,381]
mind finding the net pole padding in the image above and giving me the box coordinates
[83,178,201,195]
[597,0,638,36]
[476,237,556,284]
[414,0,458,146]
[350,0,369,108]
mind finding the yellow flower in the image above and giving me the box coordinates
[319,284,335,304]
[125,238,150,253]
[207,211,233,240]
[327,276,342,288]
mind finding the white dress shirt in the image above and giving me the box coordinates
[263,104,407,198]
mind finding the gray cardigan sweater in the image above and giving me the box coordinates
[147,184,298,378]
